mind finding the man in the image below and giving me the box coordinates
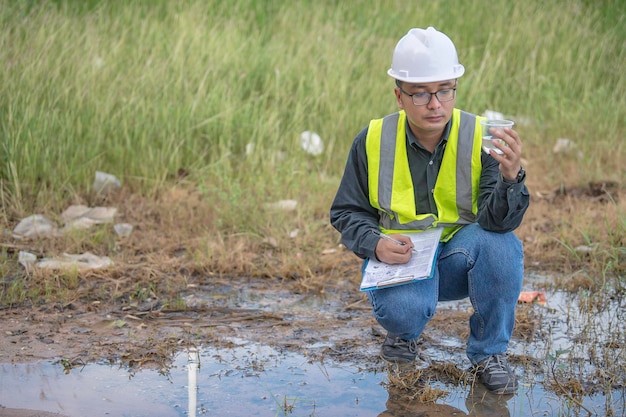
[330,27,529,394]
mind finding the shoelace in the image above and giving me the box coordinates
[396,337,418,354]
[481,355,509,375]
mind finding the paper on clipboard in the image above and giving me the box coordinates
[360,228,443,291]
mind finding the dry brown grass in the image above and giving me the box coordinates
[1,174,624,307]
[517,140,625,289]
[384,367,452,402]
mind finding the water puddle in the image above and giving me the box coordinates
[1,279,624,417]
[2,341,623,416]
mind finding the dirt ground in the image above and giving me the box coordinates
[0,179,623,417]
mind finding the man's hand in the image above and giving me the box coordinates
[374,234,414,264]
[488,126,523,181]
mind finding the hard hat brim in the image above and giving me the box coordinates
[387,66,465,84]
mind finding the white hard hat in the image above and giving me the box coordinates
[388,27,465,83]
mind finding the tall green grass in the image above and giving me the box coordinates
[1,0,624,219]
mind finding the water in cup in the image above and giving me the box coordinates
[480,119,514,155]
[482,136,505,155]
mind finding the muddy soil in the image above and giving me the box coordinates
[0,275,379,365]
[0,180,623,416]
[1,271,483,372]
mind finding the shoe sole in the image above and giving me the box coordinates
[482,382,518,395]
[379,353,415,364]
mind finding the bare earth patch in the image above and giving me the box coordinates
[0,180,623,416]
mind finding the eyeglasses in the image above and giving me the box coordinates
[397,84,457,106]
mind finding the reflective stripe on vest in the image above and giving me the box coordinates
[366,109,482,239]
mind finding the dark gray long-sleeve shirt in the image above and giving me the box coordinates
[330,115,530,260]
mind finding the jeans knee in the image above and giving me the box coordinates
[487,231,523,258]
[371,295,435,335]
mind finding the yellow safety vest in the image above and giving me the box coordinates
[365,109,483,241]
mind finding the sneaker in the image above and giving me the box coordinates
[474,354,518,394]
[380,334,418,363]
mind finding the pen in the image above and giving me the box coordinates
[373,230,419,254]
[372,229,406,246]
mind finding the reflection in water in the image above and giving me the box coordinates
[464,384,513,417]
[378,388,465,417]
[187,347,199,417]
[378,371,513,417]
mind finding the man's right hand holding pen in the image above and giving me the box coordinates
[372,229,415,265]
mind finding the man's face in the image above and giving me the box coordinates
[394,79,457,137]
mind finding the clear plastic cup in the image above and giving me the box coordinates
[480,119,514,155]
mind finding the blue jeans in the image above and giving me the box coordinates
[367,223,524,364]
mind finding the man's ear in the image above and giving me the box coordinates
[394,88,404,109]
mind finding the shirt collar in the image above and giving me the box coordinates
[406,117,453,151]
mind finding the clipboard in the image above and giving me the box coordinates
[360,228,443,291]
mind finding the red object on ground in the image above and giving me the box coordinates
[518,290,547,305]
